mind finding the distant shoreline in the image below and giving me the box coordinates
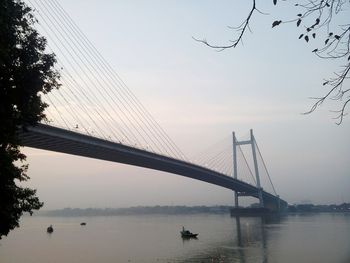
[32,203,350,217]
[35,206,233,217]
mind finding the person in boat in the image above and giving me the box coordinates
[47,225,53,233]
[181,226,198,238]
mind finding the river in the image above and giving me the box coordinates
[1,213,349,262]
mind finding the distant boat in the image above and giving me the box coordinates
[80,222,87,226]
[180,226,198,238]
[47,225,53,233]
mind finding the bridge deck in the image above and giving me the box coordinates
[18,124,287,207]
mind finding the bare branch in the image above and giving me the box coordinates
[333,97,350,124]
[304,62,350,122]
[193,0,257,50]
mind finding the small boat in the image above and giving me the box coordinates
[180,226,198,238]
[47,225,53,233]
[80,222,87,226]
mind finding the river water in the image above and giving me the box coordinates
[0,213,349,262]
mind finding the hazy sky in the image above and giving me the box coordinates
[22,0,350,209]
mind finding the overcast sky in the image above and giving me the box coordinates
[22,0,350,209]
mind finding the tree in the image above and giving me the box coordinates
[0,0,60,238]
[194,0,350,124]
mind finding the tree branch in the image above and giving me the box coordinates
[193,0,257,50]
[194,0,350,123]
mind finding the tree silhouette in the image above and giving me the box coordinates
[0,0,60,238]
[194,0,350,124]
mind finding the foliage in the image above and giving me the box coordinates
[194,0,350,124]
[0,0,60,238]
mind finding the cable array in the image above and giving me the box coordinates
[24,0,279,197]
[190,135,256,185]
[189,136,230,175]
[237,145,256,185]
[26,0,187,160]
[191,134,278,196]
[254,139,277,196]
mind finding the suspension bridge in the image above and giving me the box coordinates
[19,0,287,212]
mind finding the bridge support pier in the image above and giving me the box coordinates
[250,129,264,208]
[232,129,266,209]
[232,132,239,208]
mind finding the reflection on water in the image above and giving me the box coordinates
[175,214,350,263]
[234,215,279,263]
[1,213,350,263]
[179,215,275,263]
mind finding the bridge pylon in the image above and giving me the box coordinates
[232,129,264,208]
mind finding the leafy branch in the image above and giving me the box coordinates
[273,0,350,124]
[195,0,350,124]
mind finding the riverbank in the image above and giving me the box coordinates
[34,203,350,217]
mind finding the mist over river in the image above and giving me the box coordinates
[1,213,349,262]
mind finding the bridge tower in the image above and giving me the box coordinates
[232,129,264,208]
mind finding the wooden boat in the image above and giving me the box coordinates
[180,226,198,238]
